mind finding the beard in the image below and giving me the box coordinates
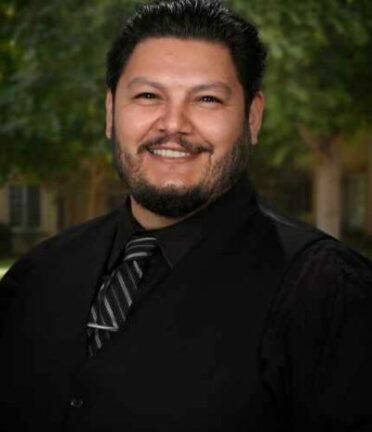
[112,127,251,219]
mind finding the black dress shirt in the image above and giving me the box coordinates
[260,238,372,428]
[2,175,372,431]
[101,177,372,429]
[98,194,206,310]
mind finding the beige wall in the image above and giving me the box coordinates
[0,187,9,224]
[41,186,58,237]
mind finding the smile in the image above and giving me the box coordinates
[149,148,192,158]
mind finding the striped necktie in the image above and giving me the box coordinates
[87,234,158,356]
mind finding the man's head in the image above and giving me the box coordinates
[107,0,266,108]
[105,0,266,227]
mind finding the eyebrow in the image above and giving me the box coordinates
[127,77,232,96]
[127,77,164,91]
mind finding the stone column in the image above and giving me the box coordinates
[313,138,342,238]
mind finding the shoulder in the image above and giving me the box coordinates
[258,200,331,258]
[257,201,372,324]
[259,199,371,274]
[0,207,125,331]
[288,239,372,324]
[267,231,372,359]
[1,207,123,286]
[287,233,372,301]
[276,241,372,426]
[260,213,372,425]
[50,206,123,245]
[264,205,372,323]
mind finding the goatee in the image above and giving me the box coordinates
[112,128,251,218]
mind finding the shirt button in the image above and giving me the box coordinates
[70,397,84,408]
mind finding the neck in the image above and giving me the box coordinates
[130,197,182,230]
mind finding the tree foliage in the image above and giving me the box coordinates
[232,0,372,152]
[227,0,372,211]
[1,0,371,192]
[0,0,135,182]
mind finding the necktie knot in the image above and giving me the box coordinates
[124,235,158,262]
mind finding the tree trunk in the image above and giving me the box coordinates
[313,137,342,238]
[84,158,107,220]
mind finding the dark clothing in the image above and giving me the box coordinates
[104,196,206,309]
[1,176,372,431]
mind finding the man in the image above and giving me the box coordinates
[1,0,371,430]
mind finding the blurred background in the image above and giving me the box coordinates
[1,0,372,277]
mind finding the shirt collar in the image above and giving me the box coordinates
[106,200,136,271]
[108,174,256,271]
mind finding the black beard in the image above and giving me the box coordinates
[112,129,251,218]
[129,183,209,218]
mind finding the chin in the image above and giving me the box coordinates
[148,177,200,192]
[129,179,210,219]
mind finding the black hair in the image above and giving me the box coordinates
[106,0,267,105]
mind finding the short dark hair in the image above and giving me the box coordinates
[106,0,267,105]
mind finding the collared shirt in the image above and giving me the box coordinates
[2,174,372,430]
[102,192,205,306]
[101,176,255,311]
[130,178,369,416]
[89,175,372,430]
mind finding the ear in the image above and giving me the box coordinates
[105,90,114,139]
[248,92,265,145]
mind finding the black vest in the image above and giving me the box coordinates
[0,196,329,431]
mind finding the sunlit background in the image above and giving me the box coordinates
[1,0,371,276]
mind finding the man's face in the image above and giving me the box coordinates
[106,37,264,219]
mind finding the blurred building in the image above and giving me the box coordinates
[0,184,58,254]
[341,141,372,236]
[0,168,124,255]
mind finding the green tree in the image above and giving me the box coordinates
[232,0,372,236]
[0,0,136,217]
[1,0,371,232]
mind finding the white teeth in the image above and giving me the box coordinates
[151,149,190,158]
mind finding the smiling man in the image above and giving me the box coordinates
[1,1,372,431]
[107,36,262,228]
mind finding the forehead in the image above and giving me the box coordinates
[119,37,241,88]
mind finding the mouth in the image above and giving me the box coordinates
[148,148,193,159]
[139,136,213,160]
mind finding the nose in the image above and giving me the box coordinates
[156,101,192,135]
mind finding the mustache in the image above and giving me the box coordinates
[138,135,213,155]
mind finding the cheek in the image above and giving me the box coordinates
[194,111,245,154]
[114,106,159,146]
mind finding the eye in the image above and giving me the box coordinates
[134,92,158,100]
[199,95,222,104]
